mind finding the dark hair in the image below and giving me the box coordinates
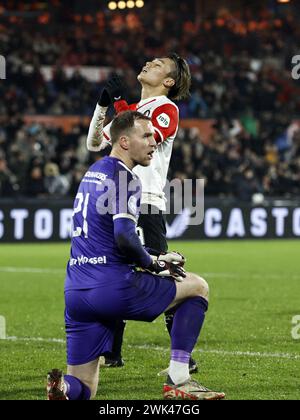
[110,111,151,145]
[167,53,191,101]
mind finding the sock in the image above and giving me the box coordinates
[171,297,208,353]
[169,297,208,384]
[64,375,91,400]
[165,308,196,368]
[110,320,126,360]
[169,350,190,385]
[164,308,176,335]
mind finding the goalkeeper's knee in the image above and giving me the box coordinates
[190,273,209,301]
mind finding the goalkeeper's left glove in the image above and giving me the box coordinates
[157,251,186,266]
[146,249,186,266]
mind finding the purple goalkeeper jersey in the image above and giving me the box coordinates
[65,156,142,291]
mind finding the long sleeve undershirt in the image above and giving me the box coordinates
[113,217,152,268]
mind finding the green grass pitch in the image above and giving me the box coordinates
[0,241,299,400]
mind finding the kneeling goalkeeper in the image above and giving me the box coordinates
[47,111,225,401]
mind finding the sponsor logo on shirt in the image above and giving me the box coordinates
[156,113,170,128]
[70,255,107,267]
[84,171,108,181]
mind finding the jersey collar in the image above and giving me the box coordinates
[138,95,167,107]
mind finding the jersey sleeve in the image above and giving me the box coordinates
[151,103,179,144]
[86,104,109,152]
[112,166,142,224]
[113,217,152,268]
[111,165,151,267]
[103,123,112,144]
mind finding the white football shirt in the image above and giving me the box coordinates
[103,96,179,211]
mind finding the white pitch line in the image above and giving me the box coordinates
[7,336,65,344]
[203,272,300,281]
[130,344,300,360]
[1,267,300,281]
[0,267,65,275]
[5,336,300,360]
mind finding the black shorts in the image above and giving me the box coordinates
[137,204,168,253]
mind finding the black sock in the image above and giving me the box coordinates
[110,320,126,360]
[165,309,176,336]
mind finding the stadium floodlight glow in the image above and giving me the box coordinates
[108,1,117,10]
[127,0,135,8]
[277,0,290,2]
[135,0,144,8]
[118,1,126,9]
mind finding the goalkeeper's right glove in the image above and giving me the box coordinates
[147,255,187,282]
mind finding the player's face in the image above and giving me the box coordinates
[138,58,176,89]
[128,120,157,167]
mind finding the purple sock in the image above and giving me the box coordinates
[171,297,208,353]
[64,375,91,400]
[171,349,190,363]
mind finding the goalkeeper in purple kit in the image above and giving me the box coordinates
[47,110,225,401]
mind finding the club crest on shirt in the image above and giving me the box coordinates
[128,195,138,216]
[156,113,170,128]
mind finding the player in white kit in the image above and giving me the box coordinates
[86,53,197,375]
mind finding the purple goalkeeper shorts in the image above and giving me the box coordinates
[65,267,176,365]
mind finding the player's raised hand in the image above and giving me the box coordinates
[98,75,126,107]
[98,87,111,107]
[107,75,125,102]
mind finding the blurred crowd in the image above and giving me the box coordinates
[1,115,300,201]
[0,117,88,199]
[1,2,300,200]
[1,5,300,118]
[170,118,300,201]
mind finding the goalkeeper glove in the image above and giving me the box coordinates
[147,252,187,282]
[146,249,186,266]
[157,251,186,266]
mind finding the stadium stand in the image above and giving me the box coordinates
[1,0,300,199]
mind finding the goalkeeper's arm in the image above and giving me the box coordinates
[113,218,186,280]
